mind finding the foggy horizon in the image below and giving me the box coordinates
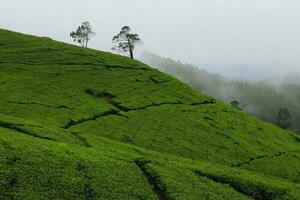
[1,0,300,78]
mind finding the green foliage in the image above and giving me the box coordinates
[140,51,300,132]
[0,29,300,199]
[276,108,292,130]
[112,26,142,59]
[70,21,96,47]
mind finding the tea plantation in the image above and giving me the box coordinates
[0,29,300,199]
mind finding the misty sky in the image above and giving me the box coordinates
[1,0,300,76]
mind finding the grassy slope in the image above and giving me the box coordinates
[0,29,300,199]
[140,51,300,132]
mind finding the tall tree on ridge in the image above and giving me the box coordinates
[112,26,142,59]
[70,21,96,48]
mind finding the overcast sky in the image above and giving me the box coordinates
[1,0,300,76]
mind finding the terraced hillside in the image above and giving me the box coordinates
[0,29,300,199]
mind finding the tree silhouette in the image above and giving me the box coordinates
[112,26,142,59]
[70,21,96,47]
[276,107,292,130]
[231,100,242,110]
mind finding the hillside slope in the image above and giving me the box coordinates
[140,51,300,132]
[0,29,300,199]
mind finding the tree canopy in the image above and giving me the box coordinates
[112,26,142,59]
[276,107,292,130]
[70,21,96,47]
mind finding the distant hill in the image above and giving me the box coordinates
[140,51,300,132]
[0,29,300,199]
[261,72,300,86]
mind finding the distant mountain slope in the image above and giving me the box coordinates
[261,72,300,86]
[140,51,300,132]
[0,29,300,199]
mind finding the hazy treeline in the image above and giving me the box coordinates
[140,51,300,132]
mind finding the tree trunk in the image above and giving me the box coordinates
[126,37,134,59]
[129,50,133,59]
